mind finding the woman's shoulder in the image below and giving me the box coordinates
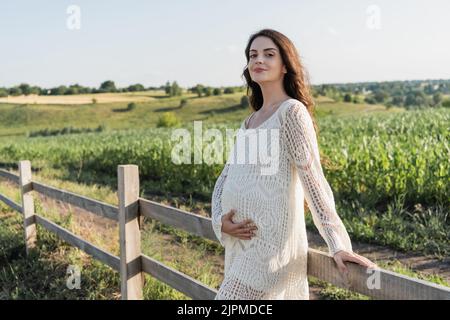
[280,98,307,121]
[284,98,306,111]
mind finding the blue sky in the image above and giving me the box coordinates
[1,0,449,88]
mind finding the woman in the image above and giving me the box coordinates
[211,29,377,300]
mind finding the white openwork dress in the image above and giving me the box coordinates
[211,98,352,300]
[211,98,353,300]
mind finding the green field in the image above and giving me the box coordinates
[0,91,448,256]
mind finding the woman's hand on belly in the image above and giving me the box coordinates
[221,209,258,240]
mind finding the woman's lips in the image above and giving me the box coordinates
[254,68,266,73]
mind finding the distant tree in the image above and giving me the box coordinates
[127,84,145,92]
[29,86,41,95]
[164,81,171,95]
[424,84,434,95]
[99,80,117,92]
[203,87,212,97]
[164,81,182,97]
[364,96,376,104]
[240,95,249,108]
[194,84,204,97]
[405,91,427,108]
[170,81,182,96]
[9,87,23,96]
[374,90,389,103]
[343,93,352,102]
[404,93,416,107]
[213,88,222,96]
[0,88,8,97]
[432,92,442,106]
[127,102,136,111]
[19,83,31,95]
[312,88,319,98]
[224,87,235,94]
[392,95,404,106]
[179,98,188,109]
[66,86,79,95]
[50,85,68,95]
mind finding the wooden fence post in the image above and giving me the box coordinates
[118,165,143,300]
[19,160,36,255]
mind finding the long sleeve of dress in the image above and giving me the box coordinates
[211,163,233,247]
[283,102,353,257]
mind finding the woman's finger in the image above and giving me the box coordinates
[334,256,348,275]
[235,233,253,239]
[344,254,373,267]
[355,254,377,267]
[235,230,256,237]
[237,224,257,232]
[236,219,254,227]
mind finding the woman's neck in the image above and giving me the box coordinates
[258,81,291,112]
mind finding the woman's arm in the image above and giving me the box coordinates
[282,101,353,257]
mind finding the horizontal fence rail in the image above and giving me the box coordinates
[35,215,120,271]
[307,248,450,300]
[139,198,217,241]
[0,192,22,213]
[141,254,217,300]
[0,169,20,184]
[32,181,119,221]
[0,163,449,300]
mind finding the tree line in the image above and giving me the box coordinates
[1,79,449,109]
[0,80,244,98]
[313,79,450,109]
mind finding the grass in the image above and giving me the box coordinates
[0,91,397,137]
[0,176,223,300]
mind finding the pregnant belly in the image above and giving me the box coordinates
[221,177,286,243]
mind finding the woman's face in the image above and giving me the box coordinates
[248,36,287,85]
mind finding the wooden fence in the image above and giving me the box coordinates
[0,160,449,300]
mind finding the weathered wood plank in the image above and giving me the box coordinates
[19,160,37,255]
[139,198,217,241]
[0,169,20,184]
[0,193,22,213]
[32,181,119,221]
[118,165,143,300]
[141,254,218,300]
[307,248,450,300]
[35,215,120,271]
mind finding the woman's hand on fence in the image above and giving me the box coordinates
[221,209,258,240]
[333,250,378,275]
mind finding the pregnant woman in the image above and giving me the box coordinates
[211,28,377,300]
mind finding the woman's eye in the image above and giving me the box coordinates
[250,54,273,58]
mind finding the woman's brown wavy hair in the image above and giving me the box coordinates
[242,28,333,215]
